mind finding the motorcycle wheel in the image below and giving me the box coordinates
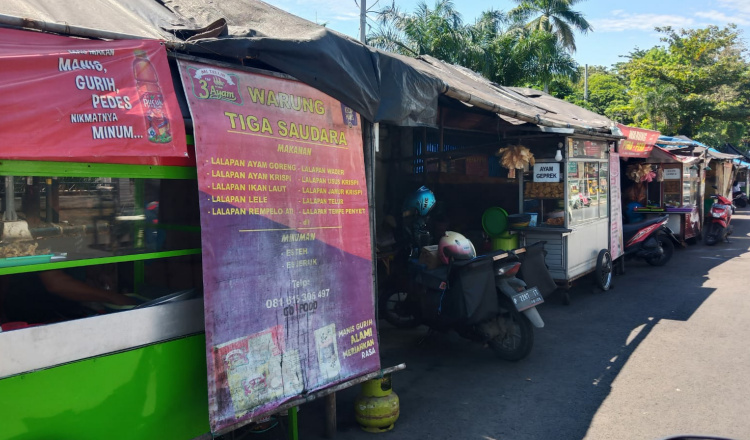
[379,290,421,329]
[738,198,748,208]
[646,233,674,266]
[488,295,534,361]
[704,224,719,246]
[595,249,613,291]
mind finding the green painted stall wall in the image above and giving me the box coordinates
[0,335,210,440]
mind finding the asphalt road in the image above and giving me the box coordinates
[293,206,750,440]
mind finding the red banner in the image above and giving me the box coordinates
[617,124,660,158]
[0,28,185,161]
[178,60,378,433]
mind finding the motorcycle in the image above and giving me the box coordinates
[732,190,747,208]
[381,233,545,361]
[704,190,734,246]
[622,214,679,266]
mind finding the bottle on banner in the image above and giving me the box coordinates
[133,50,172,143]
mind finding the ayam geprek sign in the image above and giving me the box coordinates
[178,60,379,434]
[617,123,660,158]
[0,28,185,161]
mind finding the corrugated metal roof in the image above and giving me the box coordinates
[657,135,741,161]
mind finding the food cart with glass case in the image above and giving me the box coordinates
[640,147,702,243]
[512,137,615,302]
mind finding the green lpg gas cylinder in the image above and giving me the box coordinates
[354,375,400,433]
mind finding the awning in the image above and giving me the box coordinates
[646,146,700,164]
[707,149,741,161]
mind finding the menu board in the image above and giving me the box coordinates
[178,61,379,433]
[0,28,185,161]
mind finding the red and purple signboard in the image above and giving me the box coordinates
[178,60,379,433]
[617,124,660,158]
[0,28,185,161]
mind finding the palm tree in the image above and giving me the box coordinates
[508,0,592,52]
[516,28,578,92]
[369,2,522,84]
[368,1,581,90]
[369,0,466,60]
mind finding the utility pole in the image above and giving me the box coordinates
[360,0,367,43]
[584,64,589,102]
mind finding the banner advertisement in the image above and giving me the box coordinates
[178,60,379,433]
[617,124,660,158]
[609,152,624,259]
[0,28,185,160]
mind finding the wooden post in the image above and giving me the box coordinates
[325,393,337,438]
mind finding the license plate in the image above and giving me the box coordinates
[511,287,544,311]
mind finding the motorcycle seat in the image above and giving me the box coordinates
[622,215,668,239]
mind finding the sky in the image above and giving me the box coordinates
[261,0,750,68]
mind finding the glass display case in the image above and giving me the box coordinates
[640,160,702,242]
[568,161,609,225]
[683,166,699,206]
[648,163,699,209]
[523,175,565,227]
[661,164,683,207]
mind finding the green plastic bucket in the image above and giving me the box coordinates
[482,207,509,238]
[491,232,518,251]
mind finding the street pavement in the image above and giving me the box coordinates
[298,207,750,440]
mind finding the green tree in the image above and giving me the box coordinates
[630,82,679,131]
[565,67,632,122]
[619,25,750,145]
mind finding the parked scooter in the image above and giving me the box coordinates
[732,190,747,208]
[705,188,734,246]
[381,231,544,361]
[622,214,678,266]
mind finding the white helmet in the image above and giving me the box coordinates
[438,231,476,265]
